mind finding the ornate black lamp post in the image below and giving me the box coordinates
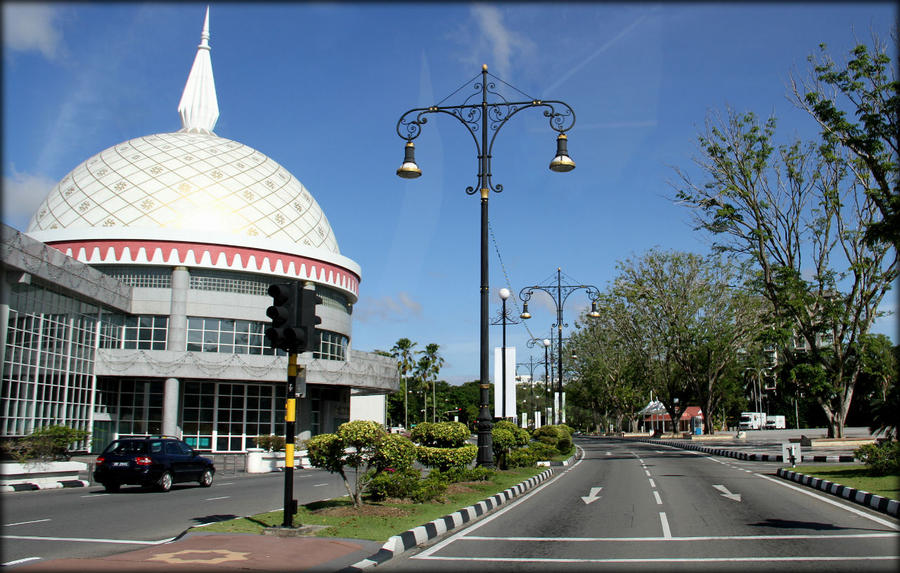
[520,268,600,424]
[396,66,576,466]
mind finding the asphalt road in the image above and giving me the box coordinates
[1,467,347,566]
[383,438,900,571]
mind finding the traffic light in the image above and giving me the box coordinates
[265,283,302,352]
[297,286,323,354]
[265,283,322,353]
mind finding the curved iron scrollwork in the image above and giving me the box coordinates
[395,69,576,196]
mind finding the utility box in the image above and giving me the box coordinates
[782,443,802,467]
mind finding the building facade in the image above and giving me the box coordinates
[0,9,397,453]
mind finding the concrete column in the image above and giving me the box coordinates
[162,377,180,436]
[168,266,189,350]
[162,266,188,438]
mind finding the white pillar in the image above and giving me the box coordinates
[163,377,180,436]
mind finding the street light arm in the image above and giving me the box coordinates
[396,98,576,195]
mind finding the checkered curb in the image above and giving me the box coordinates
[776,468,898,517]
[339,468,554,572]
[624,437,856,463]
[1,479,89,492]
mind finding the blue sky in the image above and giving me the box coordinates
[3,2,897,384]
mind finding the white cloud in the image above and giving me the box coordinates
[2,4,63,60]
[355,292,424,323]
[2,165,55,230]
[466,5,534,79]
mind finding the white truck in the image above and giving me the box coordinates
[765,415,786,429]
[739,412,766,430]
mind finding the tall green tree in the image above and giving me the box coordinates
[568,293,648,433]
[390,338,417,429]
[790,36,899,247]
[674,104,897,436]
[612,250,764,434]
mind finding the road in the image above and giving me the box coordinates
[1,467,347,567]
[382,438,899,571]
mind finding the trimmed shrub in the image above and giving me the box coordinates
[366,467,422,500]
[410,421,471,447]
[412,473,448,503]
[493,420,530,447]
[526,441,559,461]
[855,441,900,475]
[10,425,90,461]
[306,420,390,507]
[435,465,495,483]
[491,427,516,469]
[556,433,573,455]
[416,444,477,471]
[370,433,417,472]
[506,448,537,468]
[254,434,285,451]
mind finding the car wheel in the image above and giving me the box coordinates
[158,471,173,492]
[199,469,213,487]
[103,482,120,493]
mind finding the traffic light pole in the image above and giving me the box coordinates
[282,352,298,528]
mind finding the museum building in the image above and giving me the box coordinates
[0,9,397,453]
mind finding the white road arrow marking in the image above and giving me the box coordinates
[581,487,603,504]
[713,484,742,502]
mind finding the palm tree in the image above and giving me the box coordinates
[391,338,417,429]
[421,343,445,423]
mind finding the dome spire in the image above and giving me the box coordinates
[177,6,219,134]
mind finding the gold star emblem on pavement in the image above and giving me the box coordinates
[148,549,250,564]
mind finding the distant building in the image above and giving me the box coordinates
[640,402,704,434]
[0,9,397,453]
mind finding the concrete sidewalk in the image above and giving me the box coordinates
[10,531,383,573]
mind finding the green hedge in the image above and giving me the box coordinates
[416,444,477,471]
[410,422,471,447]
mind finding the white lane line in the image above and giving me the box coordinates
[653,491,663,505]
[414,555,899,564]
[648,478,656,488]
[460,532,899,542]
[313,483,328,487]
[415,460,577,559]
[5,535,175,545]
[4,519,51,527]
[216,482,234,486]
[644,470,651,477]
[81,493,110,498]
[204,496,230,501]
[659,512,671,538]
[754,472,900,530]
[2,557,41,567]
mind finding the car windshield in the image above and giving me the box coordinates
[103,440,148,455]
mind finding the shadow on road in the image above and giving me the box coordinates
[192,514,240,524]
[750,518,846,531]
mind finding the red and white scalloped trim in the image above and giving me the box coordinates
[47,239,359,297]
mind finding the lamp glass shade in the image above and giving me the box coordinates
[396,142,422,179]
[549,134,575,173]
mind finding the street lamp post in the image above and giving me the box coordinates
[526,337,552,425]
[520,268,600,424]
[491,288,520,420]
[396,66,576,466]
[520,342,550,428]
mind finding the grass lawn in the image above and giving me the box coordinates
[789,464,900,500]
[195,466,546,541]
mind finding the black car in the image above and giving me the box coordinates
[93,436,215,492]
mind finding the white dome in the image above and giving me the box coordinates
[27,131,339,253]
